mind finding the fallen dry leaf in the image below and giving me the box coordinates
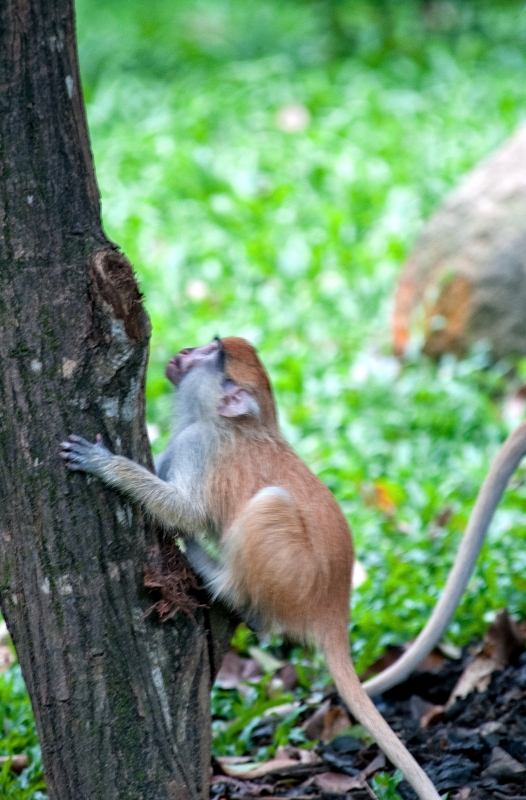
[214,756,252,766]
[446,610,523,708]
[361,644,449,682]
[307,753,386,794]
[481,608,524,665]
[437,641,462,660]
[263,701,301,719]
[312,771,363,793]
[215,756,300,779]
[320,706,353,742]
[482,746,526,778]
[210,773,269,795]
[275,745,321,765]
[416,650,447,673]
[360,645,405,680]
[215,651,249,689]
[409,695,433,721]
[298,749,321,765]
[215,650,264,690]
[302,698,331,740]
[274,662,298,691]
[446,655,498,707]
[420,704,446,728]
[451,789,471,800]
[362,752,387,777]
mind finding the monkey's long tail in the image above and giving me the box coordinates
[323,630,441,800]
[362,420,526,698]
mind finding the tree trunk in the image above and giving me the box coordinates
[0,1,233,797]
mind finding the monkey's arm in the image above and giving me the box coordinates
[60,435,207,532]
[363,420,526,697]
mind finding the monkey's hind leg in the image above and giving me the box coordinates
[185,540,264,632]
[218,487,317,640]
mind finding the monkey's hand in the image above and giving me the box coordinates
[60,434,113,477]
[61,435,207,532]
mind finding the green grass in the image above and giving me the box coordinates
[0,665,45,799]
[3,0,526,792]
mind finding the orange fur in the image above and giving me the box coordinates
[205,339,440,800]
[207,435,352,641]
[221,337,279,431]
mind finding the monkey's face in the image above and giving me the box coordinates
[166,338,223,386]
[168,337,278,430]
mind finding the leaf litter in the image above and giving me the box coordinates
[211,610,526,800]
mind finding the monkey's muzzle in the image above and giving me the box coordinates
[166,338,222,385]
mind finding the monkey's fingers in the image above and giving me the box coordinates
[66,434,94,447]
[60,454,86,471]
[60,435,98,471]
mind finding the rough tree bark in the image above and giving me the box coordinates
[0,1,234,798]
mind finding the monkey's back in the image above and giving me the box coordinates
[207,435,354,641]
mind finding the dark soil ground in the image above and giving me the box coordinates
[377,648,526,799]
[211,647,526,800]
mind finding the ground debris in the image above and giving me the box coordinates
[212,642,526,799]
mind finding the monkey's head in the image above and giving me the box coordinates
[167,337,278,432]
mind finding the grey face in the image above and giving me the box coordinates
[166,339,222,386]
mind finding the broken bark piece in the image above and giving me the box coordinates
[143,540,204,621]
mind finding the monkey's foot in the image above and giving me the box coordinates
[185,541,264,633]
[185,540,221,585]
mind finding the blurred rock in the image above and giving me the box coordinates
[393,125,526,360]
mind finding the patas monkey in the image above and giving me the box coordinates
[61,336,440,800]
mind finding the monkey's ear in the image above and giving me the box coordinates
[219,382,260,418]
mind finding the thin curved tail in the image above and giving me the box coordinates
[323,629,441,800]
[363,421,526,697]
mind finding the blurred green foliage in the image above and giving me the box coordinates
[372,769,405,799]
[3,0,526,792]
[76,0,526,662]
[0,666,45,799]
